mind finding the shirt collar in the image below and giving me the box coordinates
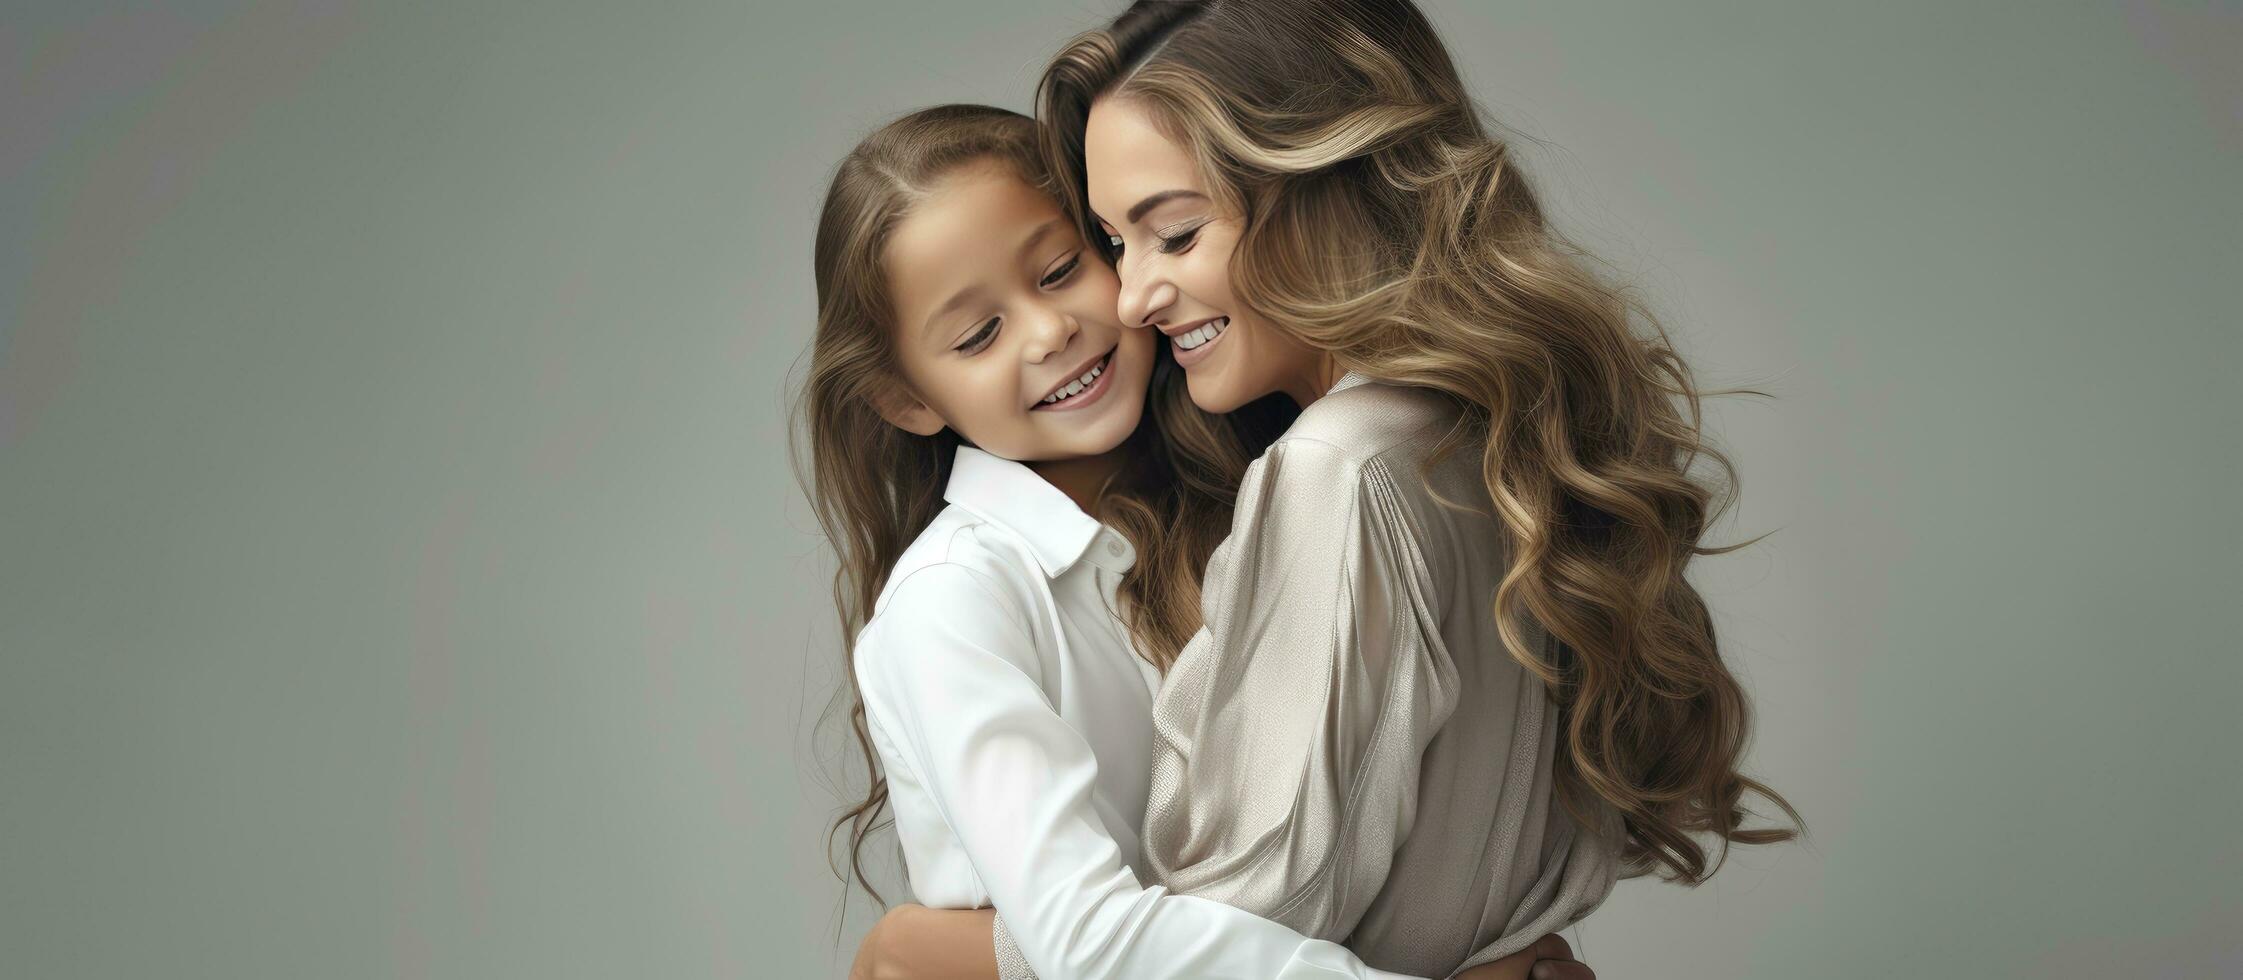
[1328,370,1374,396]
[944,446,1132,578]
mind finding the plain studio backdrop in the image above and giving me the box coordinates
[3,2,2236,977]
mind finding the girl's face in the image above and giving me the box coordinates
[1083,96,1326,412]
[880,162,1155,462]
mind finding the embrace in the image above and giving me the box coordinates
[796,2,1799,977]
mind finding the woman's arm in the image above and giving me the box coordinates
[848,907,996,980]
[854,563,1423,980]
[1140,440,1462,940]
[855,908,1597,980]
[1143,433,1612,971]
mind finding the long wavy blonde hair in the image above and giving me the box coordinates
[794,104,1295,903]
[1040,0,1799,883]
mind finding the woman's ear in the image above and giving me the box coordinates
[873,388,945,437]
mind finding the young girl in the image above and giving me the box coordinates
[799,105,1585,979]
[871,0,1799,976]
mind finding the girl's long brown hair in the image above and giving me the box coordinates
[793,104,1294,903]
[1040,0,1799,883]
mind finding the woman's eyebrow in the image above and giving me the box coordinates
[1127,189,1206,225]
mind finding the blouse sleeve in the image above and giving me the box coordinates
[854,562,1425,980]
[1141,439,1464,940]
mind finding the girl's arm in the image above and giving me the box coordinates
[854,563,1424,980]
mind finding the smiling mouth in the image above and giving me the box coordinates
[1034,348,1115,409]
[1171,317,1229,350]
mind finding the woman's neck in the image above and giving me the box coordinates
[1279,352,1349,408]
[1028,447,1128,515]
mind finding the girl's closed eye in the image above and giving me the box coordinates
[1039,253,1082,289]
[955,317,999,355]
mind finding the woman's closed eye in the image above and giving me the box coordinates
[955,318,999,355]
[1155,221,1205,255]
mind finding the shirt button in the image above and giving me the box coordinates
[1106,539,1125,557]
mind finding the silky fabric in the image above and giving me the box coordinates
[855,447,1418,979]
[1141,374,1623,977]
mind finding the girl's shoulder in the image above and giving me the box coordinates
[864,503,1046,636]
[854,504,1052,693]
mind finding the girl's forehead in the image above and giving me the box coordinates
[882,169,1069,334]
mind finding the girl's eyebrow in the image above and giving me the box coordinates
[919,220,1068,340]
[1017,218,1064,259]
[1127,189,1205,225]
[921,285,988,340]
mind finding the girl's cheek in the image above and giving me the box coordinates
[1079,273,1124,321]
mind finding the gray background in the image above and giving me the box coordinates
[3,1,2237,977]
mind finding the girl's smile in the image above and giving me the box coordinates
[1031,347,1117,411]
[877,160,1155,462]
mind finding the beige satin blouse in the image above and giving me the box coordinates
[1140,373,1621,977]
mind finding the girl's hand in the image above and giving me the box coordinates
[1454,933,1594,980]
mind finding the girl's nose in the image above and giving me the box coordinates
[1020,307,1078,364]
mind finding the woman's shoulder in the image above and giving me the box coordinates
[1277,376,1466,464]
[1244,379,1487,560]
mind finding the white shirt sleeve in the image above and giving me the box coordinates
[854,562,1426,980]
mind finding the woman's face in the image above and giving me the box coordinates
[880,161,1155,461]
[1083,96,1326,412]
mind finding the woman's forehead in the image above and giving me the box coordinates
[1083,97,1203,221]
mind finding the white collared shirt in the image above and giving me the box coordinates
[853,446,1416,980]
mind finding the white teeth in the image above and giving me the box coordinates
[1040,357,1109,404]
[1174,317,1229,351]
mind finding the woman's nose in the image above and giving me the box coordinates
[1117,270,1177,330]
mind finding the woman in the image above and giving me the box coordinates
[869,1,1797,975]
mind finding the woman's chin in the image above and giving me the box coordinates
[1186,373,1249,416]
